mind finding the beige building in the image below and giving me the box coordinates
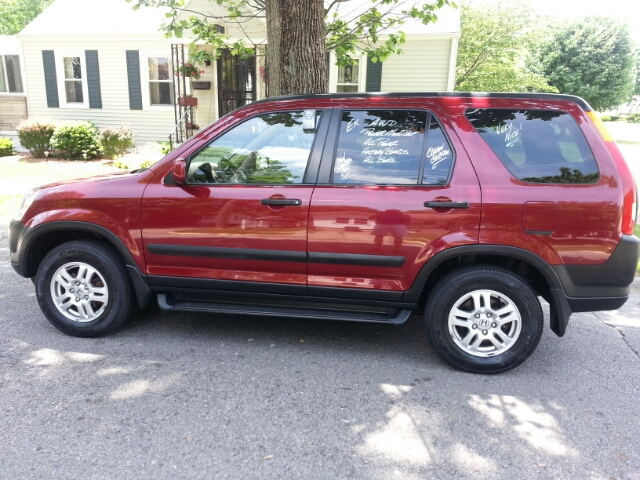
[13,0,460,147]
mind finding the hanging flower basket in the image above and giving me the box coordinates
[175,61,205,80]
[179,96,198,107]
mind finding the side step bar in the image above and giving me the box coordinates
[157,294,412,325]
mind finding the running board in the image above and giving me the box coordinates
[157,294,411,325]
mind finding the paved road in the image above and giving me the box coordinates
[1,235,639,479]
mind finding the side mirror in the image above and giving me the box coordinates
[173,158,186,184]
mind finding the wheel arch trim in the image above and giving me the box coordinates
[404,244,571,336]
[17,221,140,276]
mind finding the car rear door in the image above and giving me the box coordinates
[306,103,482,300]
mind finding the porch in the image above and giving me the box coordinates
[168,43,267,147]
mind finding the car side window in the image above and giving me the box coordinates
[187,111,321,185]
[465,108,599,184]
[331,110,454,185]
[423,117,454,185]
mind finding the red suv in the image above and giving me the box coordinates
[9,93,639,373]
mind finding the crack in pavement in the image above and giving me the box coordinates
[594,312,640,361]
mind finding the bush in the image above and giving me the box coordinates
[50,121,101,159]
[113,142,171,170]
[600,115,611,122]
[100,126,136,159]
[627,114,640,123]
[16,119,57,157]
[0,137,14,156]
[609,116,620,121]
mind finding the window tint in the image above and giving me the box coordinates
[187,111,321,185]
[332,110,427,185]
[331,110,454,185]
[423,117,454,185]
[465,109,599,184]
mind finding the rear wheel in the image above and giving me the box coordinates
[35,240,134,337]
[425,266,543,374]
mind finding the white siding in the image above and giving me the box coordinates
[381,38,453,92]
[19,35,176,145]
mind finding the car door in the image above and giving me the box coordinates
[141,109,328,293]
[307,106,482,299]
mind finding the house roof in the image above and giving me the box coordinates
[19,0,169,36]
[19,0,459,38]
[0,35,23,54]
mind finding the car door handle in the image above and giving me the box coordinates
[260,198,302,206]
[424,201,470,209]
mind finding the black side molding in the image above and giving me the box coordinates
[148,244,405,267]
[308,252,405,267]
[147,244,307,263]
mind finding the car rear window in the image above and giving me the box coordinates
[331,110,454,185]
[464,109,599,184]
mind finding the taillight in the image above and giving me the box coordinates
[588,111,637,235]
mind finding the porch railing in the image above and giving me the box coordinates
[168,105,195,149]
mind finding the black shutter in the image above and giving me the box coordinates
[85,50,102,109]
[365,56,383,92]
[125,50,143,110]
[42,50,59,108]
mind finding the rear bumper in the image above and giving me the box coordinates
[548,234,638,336]
[551,235,640,337]
[552,234,639,299]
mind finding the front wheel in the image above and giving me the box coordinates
[35,240,134,337]
[425,266,543,374]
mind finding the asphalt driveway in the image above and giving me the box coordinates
[1,233,639,479]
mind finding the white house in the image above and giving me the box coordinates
[15,0,460,146]
[0,35,29,148]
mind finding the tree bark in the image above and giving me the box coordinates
[265,0,327,96]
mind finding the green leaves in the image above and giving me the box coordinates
[455,1,555,93]
[129,0,452,95]
[326,0,453,68]
[0,0,54,34]
[539,16,635,111]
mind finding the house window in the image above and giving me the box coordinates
[63,56,84,103]
[148,57,173,105]
[0,55,24,93]
[336,60,360,93]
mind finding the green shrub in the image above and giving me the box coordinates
[627,114,640,123]
[0,137,14,156]
[16,119,57,157]
[609,115,620,121]
[50,121,101,159]
[100,126,136,159]
[157,141,173,155]
[599,115,611,122]
[113,141,171,170]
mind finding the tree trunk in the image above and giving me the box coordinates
[265,0,327,97]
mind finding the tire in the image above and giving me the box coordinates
[35,239,134,337]
[424,266,543,374]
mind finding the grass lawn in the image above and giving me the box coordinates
[0,154,119,223]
